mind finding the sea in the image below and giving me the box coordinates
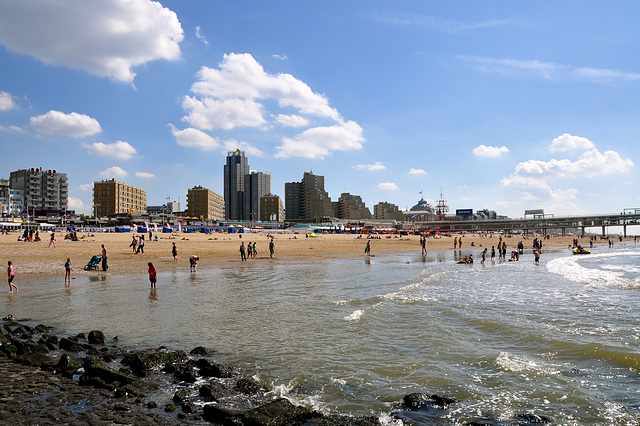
[6,244,640,425]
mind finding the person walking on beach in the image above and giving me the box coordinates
[148,262,157,288]
[240,242,247,261]
[269,238,275,258]
[534,249,541,265]
[247,241,253,259]
[7,261,17,294]
[48,232,56,248]
[101,244,108,271]
[364,240,371,256]
[189,255,199,272]
[136,236,145,254]
[64,258,72,286]
[421,235,427,255]
[481,248,487,264]
[171,242,178,261]
[129,235,137,253]
[252,241,257,258]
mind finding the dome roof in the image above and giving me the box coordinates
[410,197,433,212]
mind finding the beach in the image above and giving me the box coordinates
[0,231,608,279]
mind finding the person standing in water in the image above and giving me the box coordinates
[148,262,157,288]
[171,242,178,261]
[364,240,371,256]
[64,258,72,286]
[7,261,18,294]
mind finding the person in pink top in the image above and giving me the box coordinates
[147,262,157,288]
[7,261,18,293]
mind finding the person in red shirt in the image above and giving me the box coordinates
[147,262,157,288]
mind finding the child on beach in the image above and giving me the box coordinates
[7,261,17,294]
[48,232,56,248]
[64,258,72,286]
[148,262,157,288]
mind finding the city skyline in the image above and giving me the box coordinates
[0,2,638,218]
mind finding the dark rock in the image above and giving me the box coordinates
[84,345,99,355]
[124,349,187,377]
[199,383,225,401]
[189,346,212,356]
[59,337,84,352]
[234,377,263,395]
[34,343,50,354]
[428,394,459,407]
[43,334,59,345]
[82,356,133,385]
[174,365,197,383]
[114,403,130,412]
[56,353,82,377]
[147,401,157,409]
[164,403,175,412]
[75,333,86,341]
[515,413,552,423]
[101,354,115,363]
[88,330,106,345]
[202,404,244,423]
[0,333,9,344]
[12,339,36,355]
[173,389,188,403]
[403,393,425,410]
[242,398,316,425]
[34,324,51,333]
[181,402,196,413]
[13,352,56,368]
[196,359,234,378]
[403,392,458,410]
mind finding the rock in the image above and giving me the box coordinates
[403,393,425,410]
[515,413,552,423]
[242,398,316,425]
[88,330,106,345]
[180,402,196,413]
[75,333,86,341]
[428,394,459,407]
[199,383,225,401]
[403,393,458,410]
[173,365,197,383]
[196,359,234,378]
[234,377,263,395]
[164,403,175,412]
[202,404,244,424]
[172,389,188,403]
[59,338,84,352]
[189,346,212,356]
[82,356,133,385]
[146,401,157,409]
[34,324,51,333]
[56,354,81,376]
[124,349,187,377]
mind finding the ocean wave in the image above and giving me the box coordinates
[344,310,364,321]
[546,251,640,288]
[496,351,562,375]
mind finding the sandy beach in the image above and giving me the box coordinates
[0,231,614,280]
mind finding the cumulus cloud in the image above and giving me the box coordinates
[408,168,427,175]
[194,26,208,45]
[83,140,137,160]
[30,110,101,138]
[135,171,155,179]
[0,91,17,111]
[222,139,265,157]
[0,0,183,83]
[67,197,84,211]
[179,53,361,159]
[275,114,309,127]
[169,124,220,151]
[548,133,595,152]
[473,145,509,157]
[353,161,386,171]
[99,166,128,179]
[377,182,399,191]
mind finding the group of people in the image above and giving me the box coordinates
[129,235,146,254]
[19,229,41,242]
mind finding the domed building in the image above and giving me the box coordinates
[410,197,434,213]
[404,197,436,222]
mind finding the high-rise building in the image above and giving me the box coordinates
[244,171,271,221]
[187,186,224,221]
[374,201,405,221]
[9,168,68,215]
[285,172,334,221]
[223,149,249,221]
[93,179,146,217]
[336,193,372,220]
[260,194,285,222]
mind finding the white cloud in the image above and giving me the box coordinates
[181,95,266,130]
[275,114,309,127]
[548,133,595,152]
[272,54,288,61]
[0,91,17,111]
[135,171,155,179]
[377,182,399,191]
[169,124,220,151]
[99,166,128,179]
[67,197,84,211]
[353,161,386,171]
[30,110,101,138]
[369,13,512,33]
[473,145,509,157]
[83,140,137,160]
[275,121,364,159]
[78,184,93,191]
[459,55,640,86]
[408,168,427,175]
[0,125,24,133]
[194,26,208,45]
[0,0,183,83]
[222,139,265,157]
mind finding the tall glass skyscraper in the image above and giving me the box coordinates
[223,150,249,221]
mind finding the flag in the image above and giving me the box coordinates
[419,191,422,194]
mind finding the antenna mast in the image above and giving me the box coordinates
[436,188,449,220]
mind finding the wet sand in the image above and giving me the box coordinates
[0,231,610,280]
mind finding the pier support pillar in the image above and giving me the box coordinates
[602,225,606,236]
[624,224,627,238]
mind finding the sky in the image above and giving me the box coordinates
[0,1,638,218]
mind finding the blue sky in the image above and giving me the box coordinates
[0,1,638,218]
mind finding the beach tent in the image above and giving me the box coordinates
[310,232,318,238]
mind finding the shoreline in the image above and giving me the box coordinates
[0,232,616,281]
